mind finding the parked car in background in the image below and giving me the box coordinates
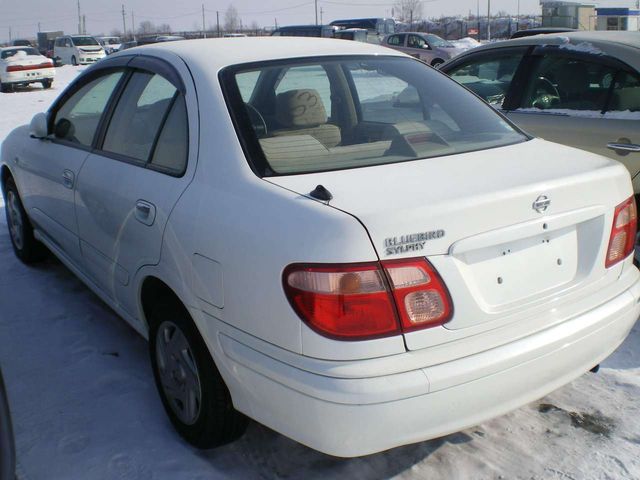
[11,39,32,47]
[333,28,368,42]
[271,25,337,38]
[96,36,122,55]
[53,35,105,65]
[510,27,577,39]
[441,31,640,193]
[37,30,63,62]
[2,37,639,458]
[223,33,247,38]
[117,40,138,51]
[330,17,395,43]
[383,32,465,67]
[0,366,15,480]
[1,46,55,92]
[156,35,186,42]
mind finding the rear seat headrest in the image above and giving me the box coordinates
[276,89,327,128]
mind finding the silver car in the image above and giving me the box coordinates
[441,31,640,194]
[383,32,465,67]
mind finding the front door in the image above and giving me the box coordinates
[17,70,125,264]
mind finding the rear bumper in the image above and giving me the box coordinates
[3,69,54,84]
[213,270,640,457]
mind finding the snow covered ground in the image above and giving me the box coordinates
[1,65,640,480]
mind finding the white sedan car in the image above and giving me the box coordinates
[0,46,55,92]
[2,38,639,457]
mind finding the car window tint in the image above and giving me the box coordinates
[607,71,640,113]
[237,70,261,102]
[520,55,617,111]
[276,65,332,118]
[408,35,425,49]
[447,50,526,107]
[53,71,123,146]
[103,72,177,162]
[350,66,424,124]
[387,34,404,46]
[226,57,525,175]
[137,74,175,107]
[149,95,188,174]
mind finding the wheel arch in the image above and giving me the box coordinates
[1,165,14,196]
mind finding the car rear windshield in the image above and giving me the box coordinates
[221,56,527,176]
[1,47,39,58]
[72,36,99,46]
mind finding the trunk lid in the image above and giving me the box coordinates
[268,139,632,345]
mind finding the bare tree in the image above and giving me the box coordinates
[110,28,123,37]
[158,23,172,33]
[394,0,423,24]
[250,20,260,34]
[138,20,156,35]
[224,5,240,32]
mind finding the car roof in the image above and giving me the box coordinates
[455,31,640,70]
[118,37,405,71]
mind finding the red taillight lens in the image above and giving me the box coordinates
[283,258,453,340]
[382,258,453,331]
[283,263,400,340]
[606,196,637,268]
[6,61,53,72]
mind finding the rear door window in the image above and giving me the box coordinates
[605,70,640,115]
[446,48,528,107]
[102,72,177,162]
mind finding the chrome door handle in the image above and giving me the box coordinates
[607,142,640,154]
[135,200,156,226]
[62,170,74,189]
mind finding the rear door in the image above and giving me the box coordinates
[75,57,197,315]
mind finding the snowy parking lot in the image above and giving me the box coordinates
[1,66,640,480]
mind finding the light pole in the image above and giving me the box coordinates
[487,0,491,41]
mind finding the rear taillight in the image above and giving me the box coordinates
[382,258,453,332]
[283,258,453,340]
[6,61,53,72]
[606,196,637,268]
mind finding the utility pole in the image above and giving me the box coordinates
[320,7,323,24]
[122,5,127,37]
[38,22,41,32]
[516,0,520,32]
[487,0,491,41]
[477,0,480,37]
[131,11,135,38]
[216,10,220,37]
[8,27,12,43]
[274,17,278,29]
[202,4,206,38]
[82,15,86,34]
[77,0,82,34]
[315,0,318,25]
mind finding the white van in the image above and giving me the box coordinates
[53,35,105,66]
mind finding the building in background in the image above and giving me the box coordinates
[540,1,596,30]
[596,7,640,31]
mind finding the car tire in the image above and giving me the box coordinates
[3,177,48,264]
[41,79,52,89]
[0,83,13,93]
[431,58,445,68]
[148,299,248,449]
[71,56,78,66]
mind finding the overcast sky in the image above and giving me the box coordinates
[1,0,637,41]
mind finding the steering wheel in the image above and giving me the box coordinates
[245,103,268,137]
[531,76,561,110]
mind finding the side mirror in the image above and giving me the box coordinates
[29,112,48,139]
